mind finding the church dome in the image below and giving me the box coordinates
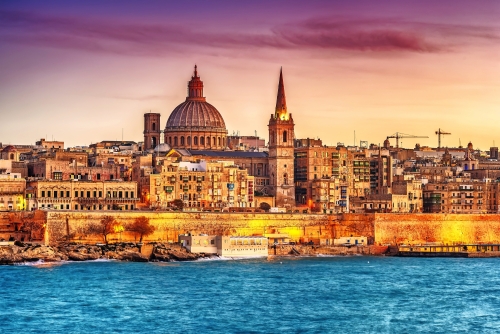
[165,65,226,132]
[166,100,226,130]
[164,66,228,151]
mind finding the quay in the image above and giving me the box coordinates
[397,244,500,258]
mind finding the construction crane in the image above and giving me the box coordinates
[435,128,451,149]
[386,132,429,149]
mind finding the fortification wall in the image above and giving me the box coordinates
[44,211,341,245]
[30,211,500,246]
[374,214,500,245]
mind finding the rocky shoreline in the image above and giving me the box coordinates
[0,242,212,265]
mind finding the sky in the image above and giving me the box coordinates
[1,0,499,150]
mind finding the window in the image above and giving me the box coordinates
[97,173,101,180]
[53,172,62,180]
[47,191,51,198]
[41,191,45,197]
[194,136,198,145]
[174,137,178,146]
[180,136,185,145]
[200,137,205,145]
[152,122,156,131]
[283,131,287,143]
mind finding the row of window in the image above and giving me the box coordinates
[40,190,135,198]
[167,135,225,147]
[40,204,135,210]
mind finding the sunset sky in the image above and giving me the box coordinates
[1,0,499,150]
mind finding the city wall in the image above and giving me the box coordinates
[5,211,500,246]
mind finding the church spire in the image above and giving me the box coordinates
[275,67,288,120]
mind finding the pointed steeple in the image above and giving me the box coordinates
[275,67,288,120]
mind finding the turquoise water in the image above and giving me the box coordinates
[1,256,500,333]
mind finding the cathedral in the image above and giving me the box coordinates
[143,66,296,208]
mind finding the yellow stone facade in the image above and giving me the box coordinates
[28,180,139,211]
[149,159,255,210]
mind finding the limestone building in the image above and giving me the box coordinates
[143,66,296,208]
[27,180,139,211]
[149,159,255,210]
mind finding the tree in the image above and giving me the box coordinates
[171,199,184,210]
[128,216,155,242]
[91,215,119,243]
[259,202,271,212]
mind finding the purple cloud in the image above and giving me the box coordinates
[0,10,497,56]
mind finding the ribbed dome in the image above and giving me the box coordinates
[165,65,227,133]
[166,100,226,130]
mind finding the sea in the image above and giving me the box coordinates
[1,256,499,333]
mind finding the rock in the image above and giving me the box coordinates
[166,249,199,261]
[151,252,171,262]
[117,251,149,262]
[67,251,100,261]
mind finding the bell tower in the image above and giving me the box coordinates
[144,112,161,150]
[268,68,295,208]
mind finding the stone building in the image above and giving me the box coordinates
[423,178,487,213]
[144,112,161,150]
[27,180,138,211]
[0,173,26,211]
[148,159,254,210]
[141,66,295,208]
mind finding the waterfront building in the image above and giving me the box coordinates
[27,179,139,211]
[179,234,268,257]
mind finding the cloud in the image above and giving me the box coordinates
[0,10,498,57]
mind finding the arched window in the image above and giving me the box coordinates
[187,136,191,146]
[213,137,216,146]
[283,173,288,185]
[200,136,205,145]
[174,137,178,146]
[218,137,221,146]
[194,136,198,145]
[180,136,185,145]
[283,131,287,143]
[10,153,14,160]
[207,137,210,146]
[152,122,156,131]
[169,137,172,145]
[271,131,274,144]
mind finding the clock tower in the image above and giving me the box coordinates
[268,68,295,208]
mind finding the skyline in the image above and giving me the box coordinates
[1,1,499,150]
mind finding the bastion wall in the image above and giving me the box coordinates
[5,211,500,246]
